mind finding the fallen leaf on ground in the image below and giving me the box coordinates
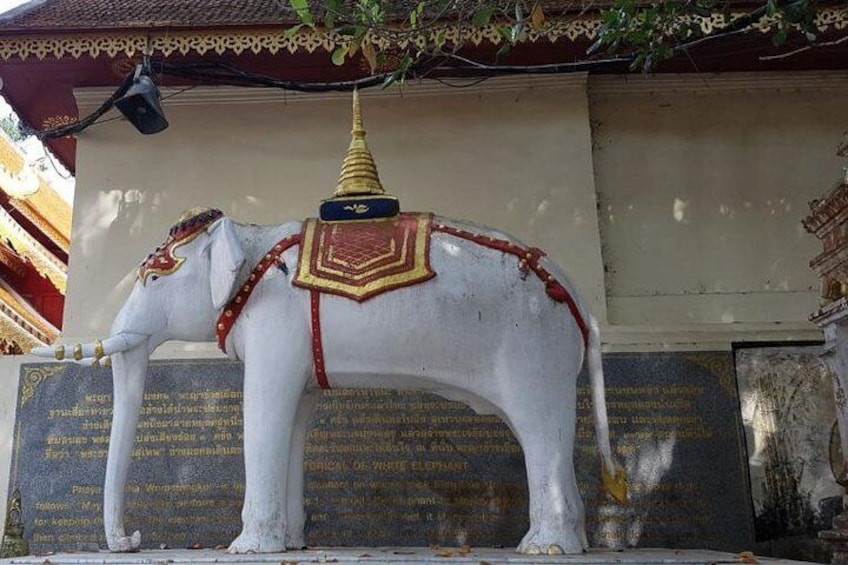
[437,550,456,558]
[739,552,759,564]
[187,543,203,550]
[459,545,471,556]
[215,545,227,550]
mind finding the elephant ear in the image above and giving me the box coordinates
[207,217,245,310]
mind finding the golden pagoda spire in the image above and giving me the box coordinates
[335,89,385,196]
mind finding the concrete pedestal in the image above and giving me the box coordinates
[0,548,818,565]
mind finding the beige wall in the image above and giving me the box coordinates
[589,73,847,348]
[64,72,847,351]
[67,75,605,341]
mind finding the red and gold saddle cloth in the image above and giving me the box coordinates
[293,212,435,301]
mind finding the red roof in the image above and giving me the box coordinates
[0,0,301,30]
[0,1,846,173]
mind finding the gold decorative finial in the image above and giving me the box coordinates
[335,89,385,197]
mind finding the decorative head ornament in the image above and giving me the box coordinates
[138,208,224,284]
[335,88,384,197]
[319,89,400,221]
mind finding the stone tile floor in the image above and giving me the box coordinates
[0,548,817,565]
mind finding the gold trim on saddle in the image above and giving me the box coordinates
[293,213,434,302]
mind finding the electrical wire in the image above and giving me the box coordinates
[20,12,815,143]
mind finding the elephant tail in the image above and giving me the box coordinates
[586,314,628,504]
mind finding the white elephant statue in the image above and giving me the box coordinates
[33,207,626,556]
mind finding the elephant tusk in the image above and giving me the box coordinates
[29,333,146,361]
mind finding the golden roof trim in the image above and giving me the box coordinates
[0,133,73,251]
[2,7,844,61]
[0,282,57,346]
[0,206,67,293]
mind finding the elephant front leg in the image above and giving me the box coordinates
[229,354,310,554]
[104,345,150,552]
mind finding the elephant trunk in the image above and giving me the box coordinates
[103,339,149,552]
[30,333,147,362]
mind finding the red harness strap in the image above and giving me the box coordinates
[310,290,331,389]
[216,234,301,352]
[431,222,589,348]
[215,232,331,390]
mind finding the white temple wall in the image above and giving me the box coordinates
[60,72,847,351]
[64,75,605,341]
[589,72,848,349]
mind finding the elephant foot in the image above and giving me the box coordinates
[228,528,286,554]
[517,524,585,556]
[107,530,141,553]
[285,531,306,550]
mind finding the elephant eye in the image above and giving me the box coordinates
[151,275,159,282]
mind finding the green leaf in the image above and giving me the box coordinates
[324,0,342,28]
[693,5,712,18]
[288,0,313,25]
[495,25,512,42]
[337,25,362,37]
[382,71,401,89]
[331,46,347,66]
[434,31,446,49]
[283,23,306,39]
[472,6,497,27]
[495,42,512,59]
[766,0,777,16]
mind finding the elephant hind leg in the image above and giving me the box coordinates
[285,389,320,549]
[504,393,586,555]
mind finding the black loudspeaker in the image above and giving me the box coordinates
[115,74,169,135]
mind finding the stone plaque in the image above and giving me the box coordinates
[9,352,753,553]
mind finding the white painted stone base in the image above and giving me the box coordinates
[0,548,817,565]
